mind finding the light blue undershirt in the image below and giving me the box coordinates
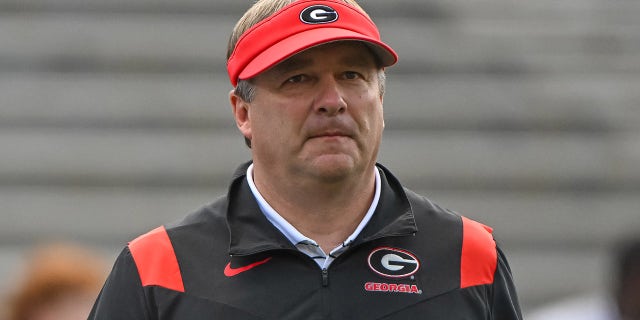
[246,164,381,269]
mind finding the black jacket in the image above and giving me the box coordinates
[89,163,522,319]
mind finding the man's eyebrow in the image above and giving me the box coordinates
[339,54,376,69]
[270,57,313,76]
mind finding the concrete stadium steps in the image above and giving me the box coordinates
[0,73,231,129]
[432,0,640,21]
[384,75,640,131]
[0,0,248,13]
[3,0,640,20]
[0,13,226,73]
[508,246,613,310]
[380,131,640,190]
[0,129,248,186]
[1,129,638,189]
[382,19,640,74]
[1,13,639,74]
[0,186,222,245]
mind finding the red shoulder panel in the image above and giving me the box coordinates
[460,216,497,288]
[128,226,185,292]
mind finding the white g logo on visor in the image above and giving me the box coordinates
[300,5,339,24]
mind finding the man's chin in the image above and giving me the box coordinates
[305,154,360,181]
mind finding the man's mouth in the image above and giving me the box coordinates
[309,132,352,141]
[312,131,348,138]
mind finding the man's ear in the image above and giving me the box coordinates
[229,90,252,142]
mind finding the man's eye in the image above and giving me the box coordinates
[344,71,361,80]
[286,75,306,83]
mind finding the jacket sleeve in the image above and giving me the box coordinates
[490,245,523,320]
[88,247,152,319]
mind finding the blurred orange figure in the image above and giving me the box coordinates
[6,243,106,320]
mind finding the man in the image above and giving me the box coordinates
[89,0,522,318]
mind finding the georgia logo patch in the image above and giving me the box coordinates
[300,5,338,24]
[367,247,420,278]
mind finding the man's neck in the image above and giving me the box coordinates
[252,164,377,252]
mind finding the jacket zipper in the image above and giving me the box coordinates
[321,268,329,287]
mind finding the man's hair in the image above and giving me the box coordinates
[227,0,387,148]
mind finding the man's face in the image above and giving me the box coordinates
[237,41,384,183]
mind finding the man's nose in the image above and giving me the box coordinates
[314,78,347,116]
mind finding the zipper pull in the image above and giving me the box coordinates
[321,268,329,287]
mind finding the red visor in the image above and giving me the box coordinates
[227,0,398,86]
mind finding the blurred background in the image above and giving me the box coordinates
[0,0,639,317]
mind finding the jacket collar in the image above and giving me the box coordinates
[226,161,418,256]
